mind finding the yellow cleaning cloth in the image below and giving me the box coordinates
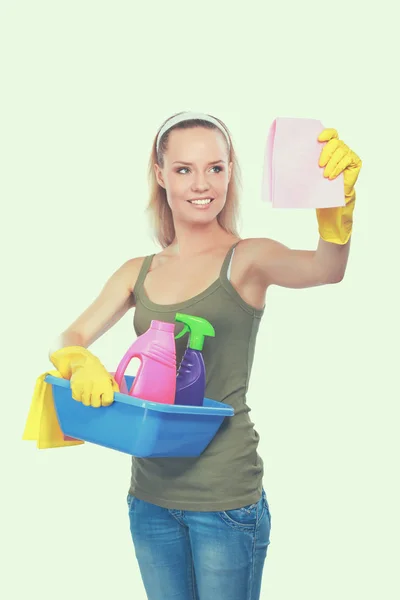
[22,370,84,449]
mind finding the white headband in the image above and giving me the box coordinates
[156,111,231,153]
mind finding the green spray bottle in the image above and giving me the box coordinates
[174,313,215,406]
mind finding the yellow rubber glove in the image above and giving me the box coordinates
[316,128,362,244]
[50,346,119,408]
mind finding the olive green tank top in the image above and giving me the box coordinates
[128,242,265,512]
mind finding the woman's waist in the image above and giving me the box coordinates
[205,379,249,407]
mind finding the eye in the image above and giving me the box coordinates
[176,165,224,174]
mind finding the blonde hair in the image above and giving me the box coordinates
[146,112,242,248]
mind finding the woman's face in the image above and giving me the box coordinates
[154,127,232,225]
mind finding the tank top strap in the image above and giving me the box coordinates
[219,241,241,282]
[133,254,155,299]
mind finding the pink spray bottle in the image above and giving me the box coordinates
[113,320,177,404]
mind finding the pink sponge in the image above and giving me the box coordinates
[261,117,345,209]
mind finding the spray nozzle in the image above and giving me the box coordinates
[174,313,215,351]
[175,324,190,340]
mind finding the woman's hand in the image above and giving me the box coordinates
[50,346,119,408]
[317,128,362,199]
[316,128,362,245]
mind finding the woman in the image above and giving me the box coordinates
[49,111,362,599]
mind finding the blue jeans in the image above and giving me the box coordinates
[127,489,271,600]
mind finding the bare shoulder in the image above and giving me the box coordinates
[237,237,283,254]
[234,237,283,270]
[233,237,292,290]
[117,256,148,293]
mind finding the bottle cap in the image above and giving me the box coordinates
[150,320,175,332]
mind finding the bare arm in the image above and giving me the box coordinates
[242,236,350,290]
[49,257,145,357]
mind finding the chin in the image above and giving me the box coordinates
[190,209,221,223]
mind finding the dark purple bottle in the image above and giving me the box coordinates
[174,313,215,406]
[175,348,206,406]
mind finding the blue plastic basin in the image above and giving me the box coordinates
[45,374,234,457]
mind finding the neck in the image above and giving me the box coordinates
[169,219,234,256]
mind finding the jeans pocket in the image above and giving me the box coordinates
[219,497,261,529]
[262,490,272,524]
[127,493,136,512]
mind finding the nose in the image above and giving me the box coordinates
[191,172,211,192]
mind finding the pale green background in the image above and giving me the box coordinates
[1,1,398,599]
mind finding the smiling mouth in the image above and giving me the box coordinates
[187,198,214,205]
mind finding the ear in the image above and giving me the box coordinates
[154,163,166,189]
[228,161,233,183]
